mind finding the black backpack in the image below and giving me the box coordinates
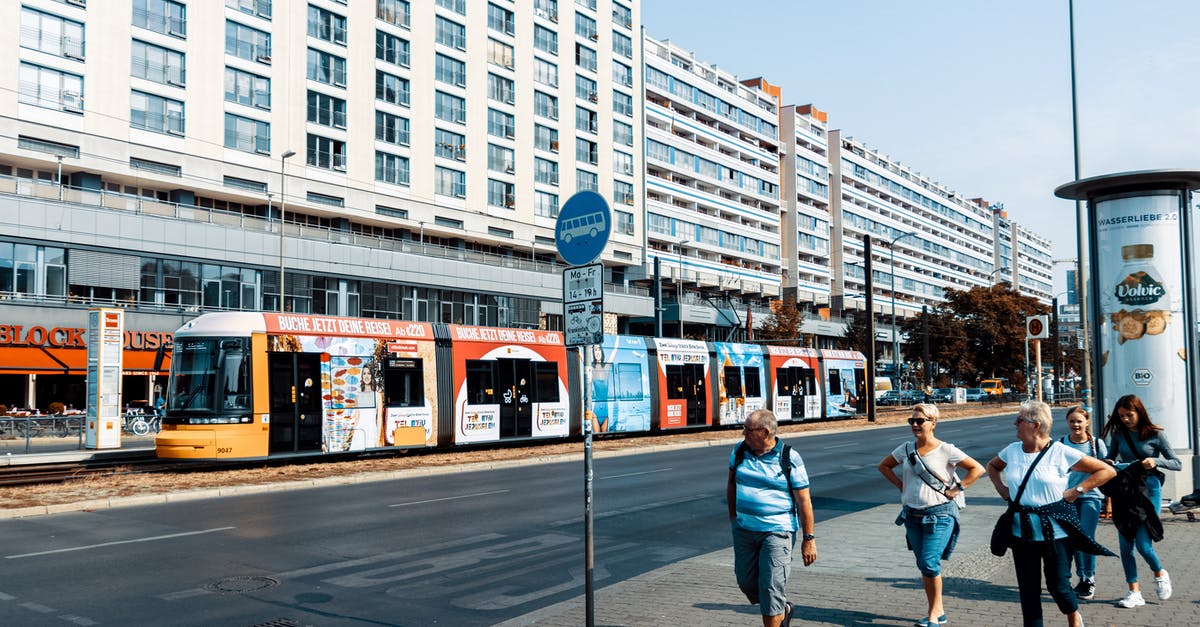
[733,441,799,516]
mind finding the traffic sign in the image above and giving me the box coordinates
[1026,315,1049,339]
[555,191,612,266]
[564,263,604,346]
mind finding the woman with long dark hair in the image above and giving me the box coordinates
[1100,394,1181,609]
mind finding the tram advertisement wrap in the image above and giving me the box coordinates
[1094,194,1189,446]
[714,342,766,425]
[767,346,821,423]
[590,335,652,433]
[653,338,711,428]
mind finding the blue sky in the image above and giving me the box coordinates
[641,1,1200,291]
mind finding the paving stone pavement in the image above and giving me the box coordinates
[499,499,1200,626]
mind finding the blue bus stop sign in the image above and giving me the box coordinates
[555,191,612,266]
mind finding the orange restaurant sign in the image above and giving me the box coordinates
[0,325,173,350]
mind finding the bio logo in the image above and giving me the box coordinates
[1131,368,1153,386]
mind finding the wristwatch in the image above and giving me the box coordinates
[1074,486,1086,494]
[802,533,816,541]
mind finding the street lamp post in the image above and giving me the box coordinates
[676,240,690,338]
[278,150,296,312]
[889,231,918,383]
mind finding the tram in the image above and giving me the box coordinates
[156,312,867,460]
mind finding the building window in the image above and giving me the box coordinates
[487,144,515,174]
[131,90,184,135]
[574,13,597,40]
[615,210,634,234]
[436,0,466,15]
[613,90,633,117]
[534,91,558,120]
[375,111,409,146]
[488,109,515,139]
[226,21,271,63]
[613,150,633,175]
[488,73,515,105]
[435,166,466,198]
[576,75,597,102]
[376,0,409,29]
[534,157,558,185]
[614,180,634,206]
[132,40,185,86]
[613,32,632,59]
[18,63,84,113]
[614,120,633,146]
[533,25,557,55]
[307,5,347,45]
[306,91,346,129]
[612,61,632,87]
[376,70,409,106]
[488,39,514,69]
[224,112,270,154]
[20,8,85,59]
[435,128,465,161]
[436,54,466,87]
[533,58,558,88]
[534,124,558,152]
[576,108,597,135]
[535,190,559,218]
[133,0,186,38]
[575,44,596,72]
[306,133,345,170]
[434,91,465,124]
[577,169,598,191]
[576,138,598,165]
[1,243,66,299]
[308,48,347,87]
[487,3,514,35]
[376,31,410,67]
[227,0,272,19]
[224,67,270,109]
[375,151,409,186]
[612,2,632,28]
[488,179,515,208]
[435,16,466,50]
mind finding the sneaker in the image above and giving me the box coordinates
[780,602,793,627]
[1074,579,1095,600]
[915,615,947,627]
[1155,571,1172,600]
[1116,590,1145,608]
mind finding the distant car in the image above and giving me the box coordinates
[878,391,903,406]
[965,388,988,402]
[925,388,955,403]
[900,390,924,404]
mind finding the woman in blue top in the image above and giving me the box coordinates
[1100,394,1181,609]
[1058,406,1106,601]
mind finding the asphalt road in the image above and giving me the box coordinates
[0,412,1036,626]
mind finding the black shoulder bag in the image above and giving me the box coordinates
[990,443,1054,556]
[905,442,966,509]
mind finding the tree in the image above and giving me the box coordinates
[756,299,804,346]
[842,310,879,355]
[899,284,1049,392]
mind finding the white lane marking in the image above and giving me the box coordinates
[59,615,98,626]
[599,467,673,479]
[547,493,712,527]
[0,591,15,601]
[159,589,212,601]
[388,489,509,507]
[4,527,235,559]
[20,602,54,613]
[823,442,855,448]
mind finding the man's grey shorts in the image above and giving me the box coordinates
[732,525,795,616]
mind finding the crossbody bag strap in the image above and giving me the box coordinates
[907,442,956,500]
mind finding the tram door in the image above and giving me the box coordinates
[496,358,533,438]
[268,353,324,453]
[666,363,707,426]
[776,366,816,421]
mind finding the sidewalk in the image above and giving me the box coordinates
[501,500,1198,626]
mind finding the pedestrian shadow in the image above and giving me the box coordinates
[865,575,1020,604]
[693,602,758,615]
[693,602,912,626]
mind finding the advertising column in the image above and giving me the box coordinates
[86,308,123,449]
[1057,170,1200,498]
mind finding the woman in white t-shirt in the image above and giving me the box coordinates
[878,403,985,627]
[985,401,1115,627]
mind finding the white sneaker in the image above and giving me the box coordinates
[1155,571,1172,600]
[1117,590,1145,608]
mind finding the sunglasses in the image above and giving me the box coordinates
[907,418,932,426]
[1013,418,1038,426]
[742,426,767,434]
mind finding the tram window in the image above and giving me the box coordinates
[533,362,559,402]
[384,358,425,407]
[828,369,843,395]
[775,369,792,395]
[466,360,496,404]
[220,344,251,410]
[743,366,762,397]
[614,363,643,400]
[724,366,743,397]
[666,365,684,399]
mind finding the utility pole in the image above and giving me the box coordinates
[864,235,876,423]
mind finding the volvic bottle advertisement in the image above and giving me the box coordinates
[1094,193,1188,445]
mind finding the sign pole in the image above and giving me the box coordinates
[1034,339,1043,402]
[583,344,595,627]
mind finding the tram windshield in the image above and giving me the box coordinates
[166,337,252,424]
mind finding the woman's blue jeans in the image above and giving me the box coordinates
[1119,475,1164,584]
[1071,497,1102,580]
[904,511,954,577]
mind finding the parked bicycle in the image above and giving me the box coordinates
[122,412,161,437]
